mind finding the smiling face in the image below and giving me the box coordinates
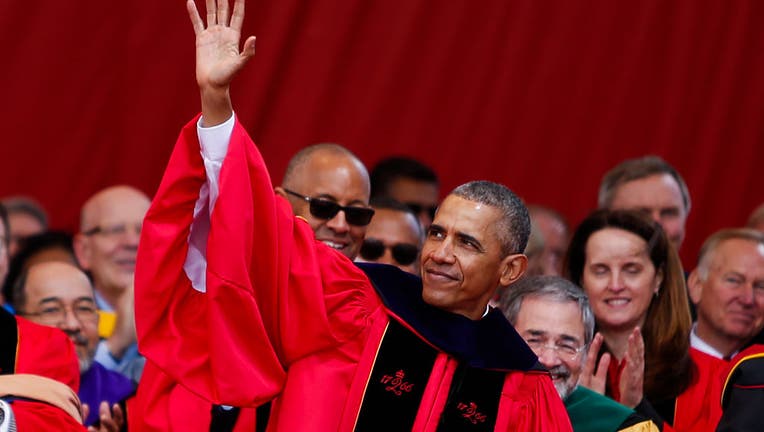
[22,262,99,373]
[280,149,370,260]
[581,228,661,333]
[420,195,525,320]
[75,186,150,297]
[514,296,586,400]
[689,238,764,354]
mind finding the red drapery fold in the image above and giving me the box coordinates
[1,0,763,264]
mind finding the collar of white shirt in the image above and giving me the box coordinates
[690,322,736,359]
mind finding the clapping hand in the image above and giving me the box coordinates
[618,327,645,408]
[83,401,124,432]
[578,332,611,394]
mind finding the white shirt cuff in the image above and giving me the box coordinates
[197,113,235,162]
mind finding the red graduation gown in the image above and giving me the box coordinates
[673,348,727,431]
[134,115,571,431]
[1,311,84,430]
[128,360,256,431]
[674,345,764,432]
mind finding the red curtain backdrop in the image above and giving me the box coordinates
[1,0,763,265]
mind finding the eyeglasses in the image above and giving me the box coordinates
[360,238,419,266]
[404,202,437,221]
[83,222,142,238]
[525,339,585,361]
[18,299,99,326]
[283,189,375,226]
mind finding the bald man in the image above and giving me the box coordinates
[74,185,150,382]
[275,144,373,260]
[13,262,133,428]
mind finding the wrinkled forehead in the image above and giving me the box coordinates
[25,262,93,302]
[517,297,586,341]
[432,195,501,238]
[709,238,764,270]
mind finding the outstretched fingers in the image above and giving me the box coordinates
[579,332,609,394]
[628,327,645,367]
[582,333,603,377]
[230,0,246,31]
[216,0,230,28]
[206,0,217,26]
[187,0,205,35]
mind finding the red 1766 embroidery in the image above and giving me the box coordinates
[380,370,414,396]
[456,402,487,424]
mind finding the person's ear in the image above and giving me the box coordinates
[73,233,92,271]
[687,269,703,306]
[274,186,288,198]
[499,254,527,287]
[653,268,664,296]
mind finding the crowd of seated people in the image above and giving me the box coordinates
[3,117,764,432]
[4,148,762,432]
[2,2,764,431]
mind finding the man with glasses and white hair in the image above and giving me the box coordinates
[74,185,151,382]
[501,276,658,431]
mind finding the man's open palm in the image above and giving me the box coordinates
[187,0,256,91]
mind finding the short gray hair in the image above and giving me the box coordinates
[450,181,530,256]
[500,275,595,348]
[598,155,691,214]
[696,228,764,280]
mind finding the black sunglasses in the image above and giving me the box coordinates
[404,202,437,221]
[360,238,419,266]
[284,189,375,226]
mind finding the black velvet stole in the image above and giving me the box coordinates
[0,308,18,376]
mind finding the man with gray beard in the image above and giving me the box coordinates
[13,262,134,428]
[501,276,659,432]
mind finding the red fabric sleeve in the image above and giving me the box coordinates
[496,372,573,431]
[12,399,85,431]
[15,316,80,393]
[12,317,84,431]
[135,116,377,408]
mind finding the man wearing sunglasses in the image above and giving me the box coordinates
[355,197,423,275]
[274,144,373,260]
[133,1,571,430]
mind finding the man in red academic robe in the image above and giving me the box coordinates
[673,228,764,431]
[133,0,571,430]
[0,307,85,430]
